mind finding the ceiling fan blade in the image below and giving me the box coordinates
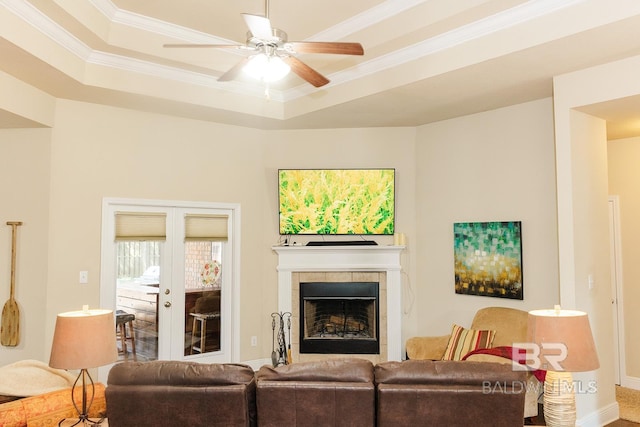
[241,13,274,40]
[218,57,251,82]
[287,42,364,56]
[282,56,330,88]
[164,43,241,49]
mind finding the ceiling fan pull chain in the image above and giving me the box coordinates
[264,83,271,100]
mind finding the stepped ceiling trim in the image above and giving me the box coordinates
[2,0,640,135]
[7,0,584,102]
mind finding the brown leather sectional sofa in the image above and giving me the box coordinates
[105,358,526,427]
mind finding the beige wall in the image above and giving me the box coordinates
[1,95,559,369]
[260,127,418,350]
[0,129,52,362]
[413,98,559,335]
[564,110,616,423]
[607,137,640,378]
[0,99,417,365]
[551,53,640,422]
[0,45,634,421]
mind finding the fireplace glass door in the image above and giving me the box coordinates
[300,282,379,354]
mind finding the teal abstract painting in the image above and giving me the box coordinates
[453,221,523,300]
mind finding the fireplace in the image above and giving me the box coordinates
[300,282,379,354]
[272,245,404,362]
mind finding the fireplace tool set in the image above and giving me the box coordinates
[271,312,291,367]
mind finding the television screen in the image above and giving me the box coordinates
[278,168,395,235]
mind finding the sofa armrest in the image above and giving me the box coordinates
[405,335,449,360]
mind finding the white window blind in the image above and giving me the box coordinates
[115,212,167,241]
[185,214,228,241]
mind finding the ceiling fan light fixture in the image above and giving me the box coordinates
[243,54,290,82]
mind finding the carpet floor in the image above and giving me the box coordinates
[617,385,640,423]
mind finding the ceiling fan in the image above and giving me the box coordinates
[163,1,364,88]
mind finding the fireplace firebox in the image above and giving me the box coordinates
[299,282,379,354]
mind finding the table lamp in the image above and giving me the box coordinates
[527,306,600,427]
[49,307,118,426]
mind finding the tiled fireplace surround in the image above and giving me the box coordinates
[273,245,404,363]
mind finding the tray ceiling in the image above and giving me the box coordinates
[2,0,640,138]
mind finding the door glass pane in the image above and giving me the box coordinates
[115,241,160,361]
[184,241,222,356]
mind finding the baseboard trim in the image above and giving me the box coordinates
[621,375,640,390]
[577,401,619,427]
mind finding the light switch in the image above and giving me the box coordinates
[79,271,88,284]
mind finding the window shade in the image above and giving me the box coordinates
[115,212,167,241]
[185,214,228,241]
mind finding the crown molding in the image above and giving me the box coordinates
[87,50,274,101]
[89,0,235,44]
[306,0,427,41]
[2,0,92,59]
[281,0,586,101]
[331,0,585,81]
[3,0,587,106]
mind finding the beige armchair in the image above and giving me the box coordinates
[406,306,541,419]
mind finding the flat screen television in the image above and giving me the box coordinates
[278,168,395,235]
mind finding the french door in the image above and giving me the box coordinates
[100,198,240,368]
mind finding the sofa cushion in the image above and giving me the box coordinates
[442,324,495,360]
[256,358,374,383]
[375,359,525,385]
[0,383,106,427]
[0,399,25,427]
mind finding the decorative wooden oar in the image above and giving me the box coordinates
[1,221,22,347]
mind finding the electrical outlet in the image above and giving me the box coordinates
[79,271,88,284]
[251,336,258,347]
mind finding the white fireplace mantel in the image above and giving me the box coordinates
[272,245,405,361]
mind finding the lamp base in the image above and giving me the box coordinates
[59,369,106,427]
[543,371,576,427]
[59,419,107,427]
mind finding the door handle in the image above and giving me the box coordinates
[164,301,172,308]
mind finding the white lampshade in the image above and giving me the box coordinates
[49,308,118,370]
[243,54,291,82]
